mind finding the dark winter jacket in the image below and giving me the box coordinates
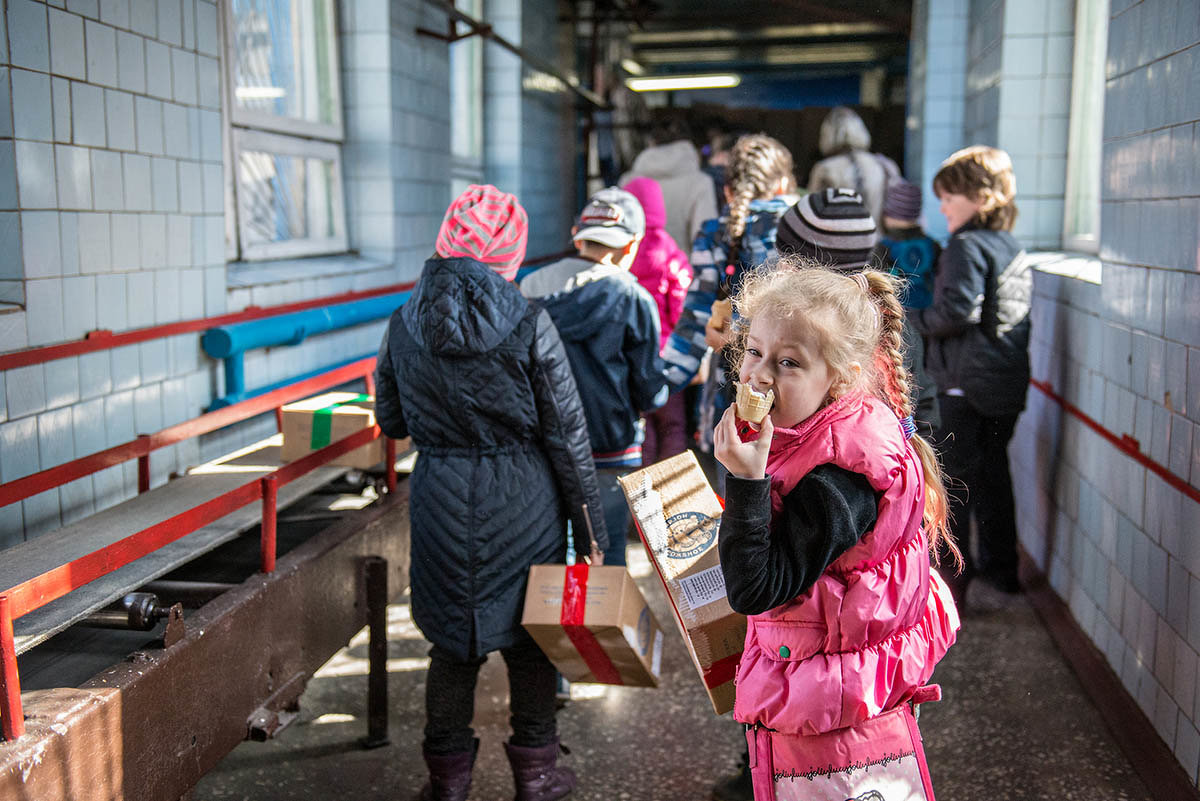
[913,223,1031,417]
[375,257,608,661]
[520,258,667,468]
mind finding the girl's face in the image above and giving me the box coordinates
[937,189,984,232]
[739,315,837,429]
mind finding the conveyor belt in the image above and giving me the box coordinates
[0,434,349,655]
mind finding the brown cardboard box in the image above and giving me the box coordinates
[618,451,746,715]
[522,564,663,687]
[280,392,384,470]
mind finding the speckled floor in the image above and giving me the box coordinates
[192,546,1154,801]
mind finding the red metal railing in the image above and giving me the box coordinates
[0,250,575,741]
[0,356,394,742]
[0,283,416,373]
[0,357,381,509]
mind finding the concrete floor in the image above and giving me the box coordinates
[193,544,1155,801]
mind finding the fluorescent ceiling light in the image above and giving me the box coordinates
[630,22,889,45]
[620,58,645,75]
[626,74,741,92]
[236,86,287,100]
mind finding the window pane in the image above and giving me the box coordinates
[1062,0,1108,251]
[237,148,339,249]
[450,0,483,162]
[230,0,339,128]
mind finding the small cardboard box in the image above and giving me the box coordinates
[280,392,384,470]
[618,451,746,715]
[522,564,664,687]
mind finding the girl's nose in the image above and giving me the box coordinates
[748,364,773,390]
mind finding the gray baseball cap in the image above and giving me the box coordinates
[573,187,645,248]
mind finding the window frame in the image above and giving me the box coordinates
[1061,0,1108,254]
[449,0,485,193]
[231,128,349,261]
[221,0,348,262]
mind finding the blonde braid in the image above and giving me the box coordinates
[725,134,795,240]
[863,270,961,569]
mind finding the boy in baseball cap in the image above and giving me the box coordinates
[519,187,666,567]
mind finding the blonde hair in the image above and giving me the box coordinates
[818,106,871,156]
[730,260,960,566]
[725,134,795,240]
[933,145,1018,232]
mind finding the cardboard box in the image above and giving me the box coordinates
[522,564,664,687]
[619,451,746,715]
[280,392,384,470]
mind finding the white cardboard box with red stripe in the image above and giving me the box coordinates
[522,564,664,687]
[619,450,746,715]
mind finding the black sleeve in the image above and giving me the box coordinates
[914,234,986,338]
[530,309,610,556]
[903,316,940,435]
[373,323,408,440]
[718,464,878,616]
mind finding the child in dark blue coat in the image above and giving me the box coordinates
[375,185,607,801]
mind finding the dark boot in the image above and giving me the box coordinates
[710,750,753,801]
[419,738,478,801]
[504,738,577,801]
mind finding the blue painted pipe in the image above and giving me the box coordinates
[202,292,410,409]
[202,293,410,358]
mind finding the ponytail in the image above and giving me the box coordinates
[862,271,962,569]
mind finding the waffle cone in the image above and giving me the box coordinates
[735,384,774,423]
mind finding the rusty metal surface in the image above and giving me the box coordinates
[0,487,410,801]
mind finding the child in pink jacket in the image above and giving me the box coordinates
[713,263,960,800]
[623,176,694,466]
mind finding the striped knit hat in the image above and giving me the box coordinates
[435,184,529,281]
[776,188,878,269]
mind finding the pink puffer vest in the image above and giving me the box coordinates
[733,392,960,736]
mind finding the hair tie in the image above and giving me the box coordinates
[852,272,870,293]
[899,416,917,440]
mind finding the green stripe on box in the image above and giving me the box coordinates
[310,394,372,449]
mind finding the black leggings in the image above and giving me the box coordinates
[424,629,558,755]
[936,395,1020,587]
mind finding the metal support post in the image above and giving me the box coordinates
[385,438,397,494]
[137,434,151,493]
[0,596,24,741]
[260,475,277,573]
[361,556,390,749]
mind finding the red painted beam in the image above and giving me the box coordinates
[0,283,415,372]
[1029,378,1200,507]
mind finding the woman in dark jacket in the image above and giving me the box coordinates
[914,146,1031,607]
[374,185,607,801]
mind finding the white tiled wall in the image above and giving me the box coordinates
[0,0,582,548]
[1011,0,1200,785]
[907,0,968,240]
[483,0,577,260]
[0,0,224,546]
[965,0,1074,249]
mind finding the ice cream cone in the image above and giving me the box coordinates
[735,383,774,424]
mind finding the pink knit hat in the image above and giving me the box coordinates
[435,185,529,281]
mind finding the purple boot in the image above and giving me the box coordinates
[503,738,577,801]
[419,738,478,801]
